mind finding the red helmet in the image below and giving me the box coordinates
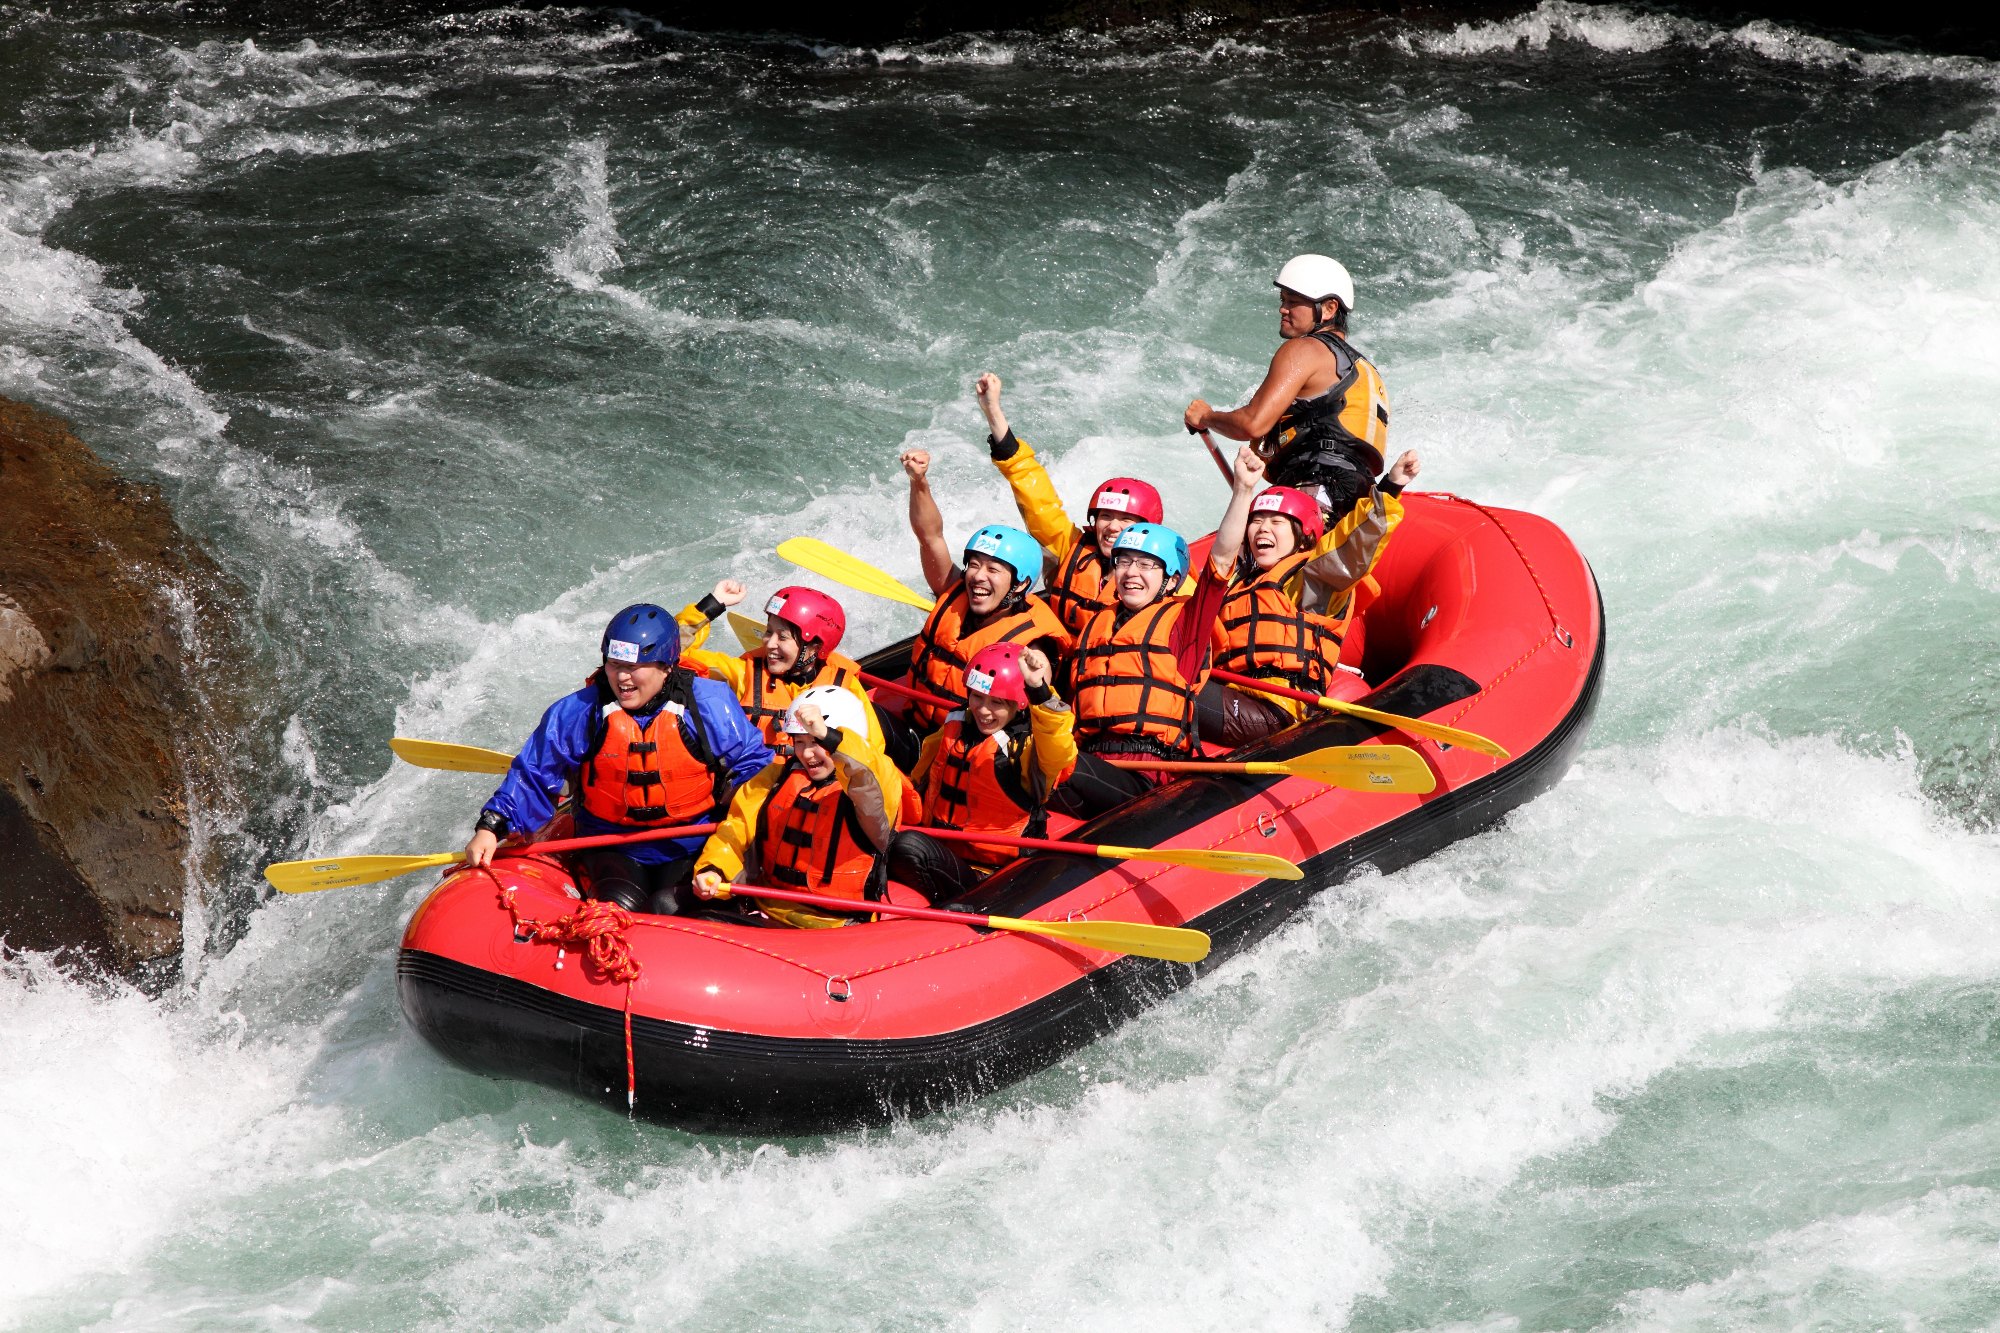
[963,642,1029,706]
[763,586,846,654]
[1248,486,1324,544]
[1088,477,1164,526]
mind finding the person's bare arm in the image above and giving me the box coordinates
[1184,338,1325,441]
[1208,446,1265,572]
[975,372,1010,442]
[902,449,956,595]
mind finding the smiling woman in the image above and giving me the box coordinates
[4,0,2000,1328]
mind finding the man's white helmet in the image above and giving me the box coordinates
[783,684,868,738]
[1274,254,1355,312]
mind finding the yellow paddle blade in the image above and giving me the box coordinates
[390,737,515,774]
[1323,699,1509,760]
[1243,744,1438,795]
[989,915,1211,962]
[263,851,465,894]
[776,537,937,613]
[727,610,765,652]
[1096,845,1305,881]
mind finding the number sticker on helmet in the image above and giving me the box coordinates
[606,639,641,663]
[966,668,996,696]
[765,594,788,616]
[969,531,1003,554]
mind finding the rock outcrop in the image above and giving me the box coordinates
[0,395,232,982]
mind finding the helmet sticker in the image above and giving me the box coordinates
[1114,527,1146,549]
[765,594,788,616]
[969,530,1003,555]
[1251,493,1285,512]
[966,668,996,695]
[1094,491,1131,512]
[606,639,641,664]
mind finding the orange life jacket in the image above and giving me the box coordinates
[739,651,866,745]
[921,716,1043,866]
[908,583,1069,731]
[577,668,728,827]
[758,764,887,902]
[1044,539,1116,636]
[1072,599,1202,759]
[1213,550,1344,696]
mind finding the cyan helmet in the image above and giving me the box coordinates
[600,603,679,667]
[962,524,1040,587]
[1111,523,1190,581]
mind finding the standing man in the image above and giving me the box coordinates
[1183,254,1416,521]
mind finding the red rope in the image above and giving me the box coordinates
[491,874,643,1112]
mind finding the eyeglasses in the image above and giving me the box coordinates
[1112,553,1163,570]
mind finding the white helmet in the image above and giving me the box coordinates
[783,684,867,738]
[1274,254,1355,312]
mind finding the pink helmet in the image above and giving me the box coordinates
[1088,477,1164,526]
[1248,486,1325,543]
[963,642,1030,706]
[763,586,846,654]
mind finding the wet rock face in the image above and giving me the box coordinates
[0,396,231,981]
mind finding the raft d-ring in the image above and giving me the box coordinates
[826,976,852,1004]
[1256,811,1278,839]
[1554,625,1574,649]
[1065,908,1087,923]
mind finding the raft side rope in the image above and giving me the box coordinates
[492,872,642,1111]
[1411,492,1566,732]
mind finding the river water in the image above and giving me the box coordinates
[5,0,2000,1327]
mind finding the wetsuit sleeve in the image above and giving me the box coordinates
[683,648,752,697]
[1025,696,1078,796]
[910,726,947,792]
[828,726,901,851]
[1170,561,1231,684]
[991,433,1082,563]
[688,678,775,788]
[677,600,719,653]
[695,761,785,882]
[481,688,595,834]
[1299,489,1405,612]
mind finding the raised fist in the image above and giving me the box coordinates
[713,579,747,606]
[900,449,931,482]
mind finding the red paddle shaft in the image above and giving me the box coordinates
[720,882,992,927]
[498,824,718,858]
[1210,669,1337,708]
[860,672,958,712]
[903,825,1110,858]
[1193,427,1233,482]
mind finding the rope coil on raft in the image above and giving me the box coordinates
[489,871,643,1111]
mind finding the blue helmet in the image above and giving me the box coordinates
[962,524,1041,587]
[600,603,679,667]
[1111,523,1189,581]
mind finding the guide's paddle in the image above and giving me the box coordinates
[727,610,764,652]
[263,823,718,894]
[390,736,514,774]
[908,825,1302,880]
[776,537,938,613]
[1210,669,1510,759]
[1103,744,1436,794]
[719,883,1210,962]
[1191,426,1234,483]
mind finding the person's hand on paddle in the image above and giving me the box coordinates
[1386,449,1420,488]
[693,869,731,900]
[464,828,499,868]
[713,579,747,607]
[975,372,1010,442]
[1019,645,1051,691]
[1184,398,1213,434]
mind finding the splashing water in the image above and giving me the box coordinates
[3,1,2000,1327]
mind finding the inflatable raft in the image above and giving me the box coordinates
[398,492,1603,1133]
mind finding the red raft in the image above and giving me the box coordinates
[398,493,1603,1133]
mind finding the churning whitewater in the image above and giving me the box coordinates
[4,0,2000,1326]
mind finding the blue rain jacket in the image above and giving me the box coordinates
[482,675,772,864]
